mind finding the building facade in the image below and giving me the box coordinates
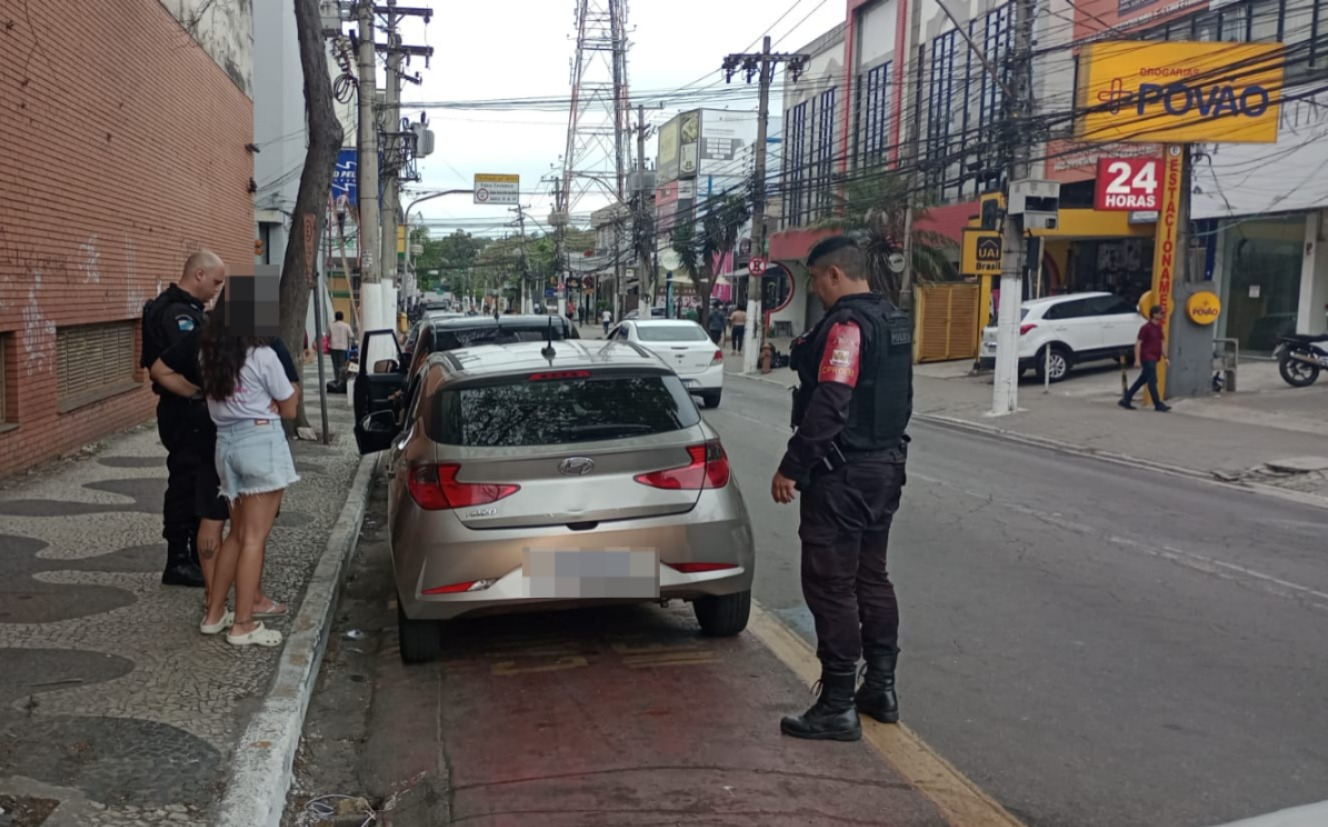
[773,0,1328,353]
[0,0,254,478]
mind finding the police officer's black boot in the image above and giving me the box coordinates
[855,649,899,724]
[161,538,206,588]
[780,670,861,741]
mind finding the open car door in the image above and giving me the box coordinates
[352,329,406,454]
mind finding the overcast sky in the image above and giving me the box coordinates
[394,0,844,238]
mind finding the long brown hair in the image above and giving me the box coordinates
[199,289,271,401]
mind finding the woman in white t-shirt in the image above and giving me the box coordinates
[197,306,300,648]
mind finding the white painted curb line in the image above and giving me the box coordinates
[215,453,378,827]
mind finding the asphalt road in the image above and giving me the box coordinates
[709,374,1328,827]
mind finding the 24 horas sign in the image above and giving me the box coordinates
[1076,41,1284,144]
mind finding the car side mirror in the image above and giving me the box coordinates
[374,359,399,374]
[354,409,400,455]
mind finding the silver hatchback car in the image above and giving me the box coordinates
[355,336,756,663]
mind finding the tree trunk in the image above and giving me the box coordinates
[280,0,345,432]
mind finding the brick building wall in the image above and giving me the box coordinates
[0,0,253,479]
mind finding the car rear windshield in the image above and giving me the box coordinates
[636,325,709,343]
[434,325,567,351]
[428,372,700,447]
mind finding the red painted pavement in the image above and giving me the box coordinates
[433,605,948,826]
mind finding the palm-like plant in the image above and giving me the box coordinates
[812,166,957,305]
[670,193,752,328]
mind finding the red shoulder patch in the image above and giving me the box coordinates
[818,322,861,387]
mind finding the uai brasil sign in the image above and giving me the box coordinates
[1076,41,1284,144]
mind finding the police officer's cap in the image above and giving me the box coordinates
[806,235,861,267]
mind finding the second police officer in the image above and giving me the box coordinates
[141,251,227,588]
[772,235,913,742]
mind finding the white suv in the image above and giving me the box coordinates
[979,292,1141,382]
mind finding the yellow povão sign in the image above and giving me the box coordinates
[1186,290,1222,325]
[1076,41,1283,144]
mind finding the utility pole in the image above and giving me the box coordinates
[354,0,382,336]
[513,205,532,314]
[991,0,1036,415]
[724,37,809,374]
[635,105,654,312]
[380,0,401,332]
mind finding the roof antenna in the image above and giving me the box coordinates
[541,316,556,360]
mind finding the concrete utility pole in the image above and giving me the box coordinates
[1160,145,1203,400]
[635,105,654,312]
[354,0,382,338]
[380,0,401,330]
[513,205,532,314]
[991,0,1036,415]
[723,37,810,374]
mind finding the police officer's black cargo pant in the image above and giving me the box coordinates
[156,398,207,547]
[799,456,907,674]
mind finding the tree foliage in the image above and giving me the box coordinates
[670,193,751,327]
[811,167,958,303]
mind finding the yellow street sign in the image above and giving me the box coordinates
[961,229,1002,276]
[1147,144,1186,404]
[1186,290,1222,325]
[1076,41,1283,144]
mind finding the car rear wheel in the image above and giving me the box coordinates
[397,599,443,664]
[693,589,750,636]
[1035,344,1073,383]
[700,390,722,409]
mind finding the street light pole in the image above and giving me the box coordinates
[402,189,476,296]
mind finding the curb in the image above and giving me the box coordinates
[215,453,378,827]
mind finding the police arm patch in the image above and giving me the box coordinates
[176,315,196,332]
[818,322,861,387]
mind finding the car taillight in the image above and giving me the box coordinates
[712,349,724,364]
[422,579,494,595]
[634,441,730,490]
[407,464,520,511]
[666,562,738,573]
[1019,323,1037,335]
[529,370,591,381]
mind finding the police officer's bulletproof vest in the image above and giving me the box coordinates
[824,293,913,452]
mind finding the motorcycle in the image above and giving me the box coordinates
[1274,333,1328,387]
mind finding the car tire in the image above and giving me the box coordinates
[1035,344,1073,383]
[693,589,750,636]
[701,390,722,409]
[397,599,443,664]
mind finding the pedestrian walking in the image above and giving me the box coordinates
[196,285,301,647]
[1119,305,1171,412]
[730,306,748,354]
[602,307,613,335]
[149,280,297,625]
[772,236,913,742]
[328,311,354,384]
[140,251,228,588]
[707,306,726,344]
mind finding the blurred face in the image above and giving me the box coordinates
[201,264,227,306]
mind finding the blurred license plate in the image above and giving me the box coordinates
[983,342,997,352]
[522,549,660,599]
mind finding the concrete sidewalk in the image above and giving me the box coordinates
[0,359,368,827]
[726,355,1328,503]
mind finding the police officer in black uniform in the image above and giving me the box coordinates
[772,236,912,742]
[141,251,227,587]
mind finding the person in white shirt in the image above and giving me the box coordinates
[328,311,354,383]
[196,289,300,648]
[602,308,613,335]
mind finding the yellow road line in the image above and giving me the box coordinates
[748,602,1025,827]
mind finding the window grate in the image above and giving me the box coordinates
[56,321,137,408]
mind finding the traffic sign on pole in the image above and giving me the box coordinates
[473,174,519,205]
[748,257,766,276]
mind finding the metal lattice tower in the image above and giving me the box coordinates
[560,0,632,217]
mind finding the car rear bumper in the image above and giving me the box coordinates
[678,362,724,392]
[393,488,755,621]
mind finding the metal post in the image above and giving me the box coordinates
[355,0,381,330]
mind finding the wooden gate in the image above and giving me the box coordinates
[913,283,980,363]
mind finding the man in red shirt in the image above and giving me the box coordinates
[1119,304,1171,412]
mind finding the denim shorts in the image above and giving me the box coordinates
[214,420,300,503]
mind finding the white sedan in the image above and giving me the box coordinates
[607,320,726,408]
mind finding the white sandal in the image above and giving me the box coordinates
[200,610,235,636]
[226,621,283,648]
